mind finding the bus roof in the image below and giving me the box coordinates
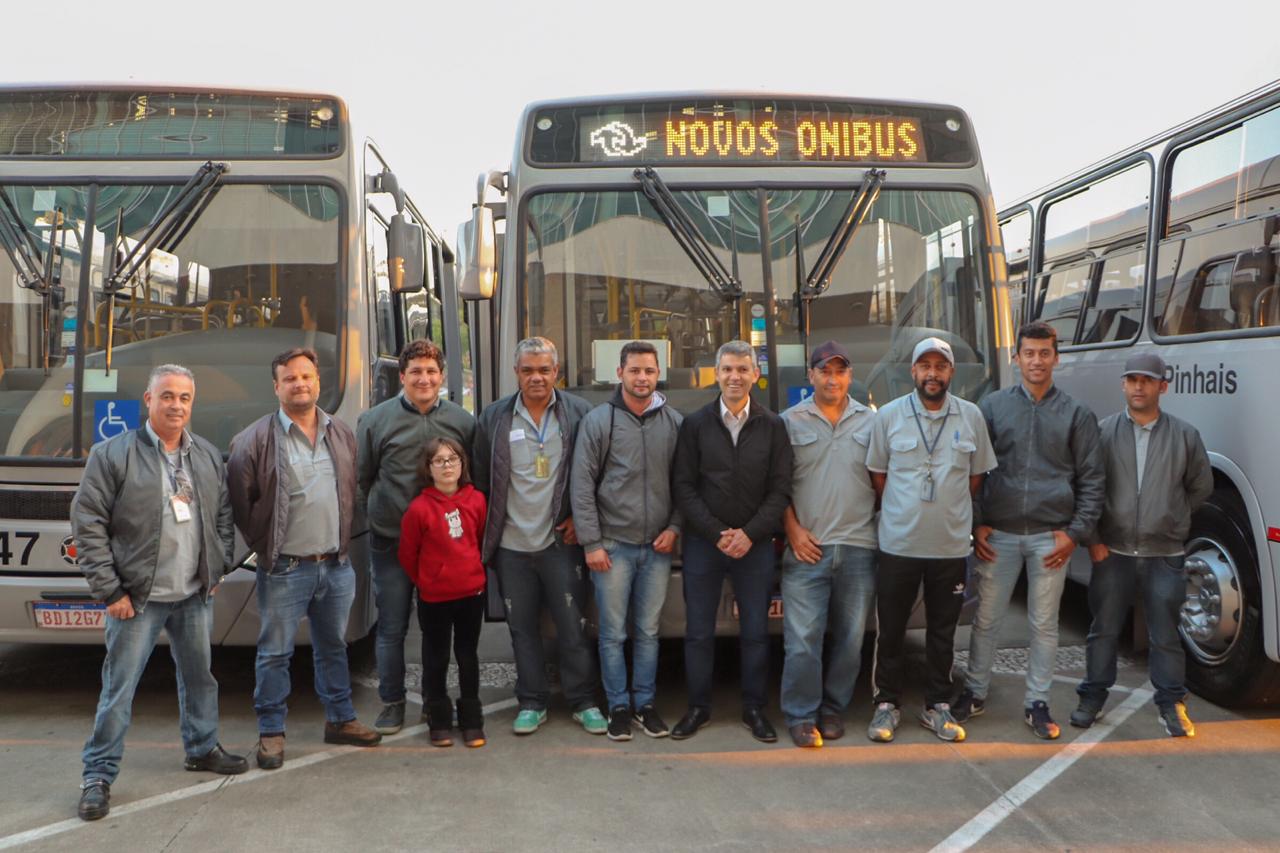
[519,90,970,120]
[0,82,346,106]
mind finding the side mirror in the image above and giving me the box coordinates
[388,214,424,294]
[459,204,496,300]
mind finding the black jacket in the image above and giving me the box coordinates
[672,396,793,544]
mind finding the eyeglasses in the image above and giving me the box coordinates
[430,456,461,469]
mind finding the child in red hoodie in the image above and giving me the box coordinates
[399,436,488,747]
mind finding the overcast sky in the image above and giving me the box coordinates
[3,0,1276,233]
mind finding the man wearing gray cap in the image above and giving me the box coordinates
[865,337,996,743]
[778,341,877,748]
[1072,352,1212,737]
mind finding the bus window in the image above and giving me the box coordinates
[1001,210,1032,326]
[1156,104,1280,336]
[1033,262,1091,343]
[1077,248,1144,344]
[1042,164,1150,266]
[366,212,397,356]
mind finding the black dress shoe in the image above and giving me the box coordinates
[78,780,110,821]
[742,708,778,743]
[184,743,249,775]
[670,707,711,740]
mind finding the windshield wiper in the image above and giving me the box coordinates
[798,168,886,301]
[0,191,71,373]
[101,161,227,375]
[635,167,742,302]
[0,188,48,290]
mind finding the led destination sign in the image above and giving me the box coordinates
[529,99,974,166]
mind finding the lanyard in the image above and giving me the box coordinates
[908,394,951,463]
[528,407,557,450]
[162,444,189,498]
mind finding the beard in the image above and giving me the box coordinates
[915,378,949,403]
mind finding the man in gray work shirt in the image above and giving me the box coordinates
[357,339,475,734]
[1072,352,1213,737]
[779,341,878,748]
[228,347,381,771]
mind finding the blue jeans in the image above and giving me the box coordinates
[254,555,357,734]
[965,529,1067,705]
[682,534,774,712]
[779,544,876,727]
[83,593,219,784]
[1079,553,1189,709]
[492,543,599,712]
[591,540,672,710]
[369,532,414,705]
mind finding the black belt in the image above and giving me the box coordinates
[280,552,339,564]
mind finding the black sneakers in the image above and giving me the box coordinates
[607,706,634,741]
[77,780,110,821]
[951,688,986,723]
[633,705,670,738]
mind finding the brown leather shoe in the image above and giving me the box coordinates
[818,713,845,741]
[256,734,285,770]
[789,722,823,748]
[323,719,382,747]
[462,728,486,748]
[429,729,454,748]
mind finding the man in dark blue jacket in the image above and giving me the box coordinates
[670,340,793,743]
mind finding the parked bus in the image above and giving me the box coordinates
[457,92,1013,634]
[0,85,470,644]
[998,80,1280,705]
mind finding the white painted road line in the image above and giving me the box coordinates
[929,686,1154,853]
[0,695,519,852]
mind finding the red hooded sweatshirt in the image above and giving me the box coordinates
[398,484,487,603]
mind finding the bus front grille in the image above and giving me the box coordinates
[0,490,75,520]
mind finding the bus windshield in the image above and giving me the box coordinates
[0,181,341,459]
[521,186,992,411]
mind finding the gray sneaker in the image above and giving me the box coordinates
[374,702,406,735]
[919,703,966,742]
[867,702,901,743]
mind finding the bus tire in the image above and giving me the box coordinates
[1182,490,1280,707]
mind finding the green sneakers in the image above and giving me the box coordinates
[573,707,608,735]
[512,708,547,735]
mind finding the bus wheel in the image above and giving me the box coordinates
[1182,491,1280,707]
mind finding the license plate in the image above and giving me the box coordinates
[32,601,106,630]
[731,597,784,619]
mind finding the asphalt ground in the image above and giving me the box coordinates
[2,582,1279,852]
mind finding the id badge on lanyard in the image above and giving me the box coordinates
[171,496,192,523]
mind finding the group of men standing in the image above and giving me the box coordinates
[71,320,1212,820]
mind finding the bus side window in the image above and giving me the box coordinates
[1000,210,1032,326]
[1077,248,1144,344]
[1156,104,1280,336]
[1033,262,1092,343]
[366,211,398,356]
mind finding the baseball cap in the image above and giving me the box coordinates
[809,340,851,369]
[1122,352,1167,380]
[911,336,955,366]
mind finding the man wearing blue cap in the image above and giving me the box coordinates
[1072,352,1212,737]
[865,337,996,743]
[778,341,877,748]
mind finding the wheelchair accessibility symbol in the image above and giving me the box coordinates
[93,399,140,444]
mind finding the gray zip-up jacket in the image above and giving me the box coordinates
[570,388,683,552]
[1093,409,1213,556]
[72,426,234,608]
[975,384,1104,544]
[472,390,592,562]
[227,409,358,567]
[357,394,476,539]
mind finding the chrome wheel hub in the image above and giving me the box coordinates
[1181,536,1243,664]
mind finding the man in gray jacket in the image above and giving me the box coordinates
[356,339,475,734]
[571,341,682,741]
[228,347,380,771]
[73,364,246,822]
[1072,352,1213,737]
[473,337,603,735]
[954,321,1104,740]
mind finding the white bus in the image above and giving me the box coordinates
[998,80,1280,705]
[458,93,1013,634]
[0,85,472,644]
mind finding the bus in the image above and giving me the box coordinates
[0,85,472,644]
[457,92,1013,635]
[998,80,1280,705]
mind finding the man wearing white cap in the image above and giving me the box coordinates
[1072,352,1212,737]
[864,337,996,743]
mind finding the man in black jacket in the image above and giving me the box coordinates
[670,341,793,742]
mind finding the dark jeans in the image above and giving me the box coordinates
[682,534,774,712]
[370,532,414,705]
[418,592,484,726]
[873,552,967,708]
[492,542,599,712]
[1078,553,1189,709]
